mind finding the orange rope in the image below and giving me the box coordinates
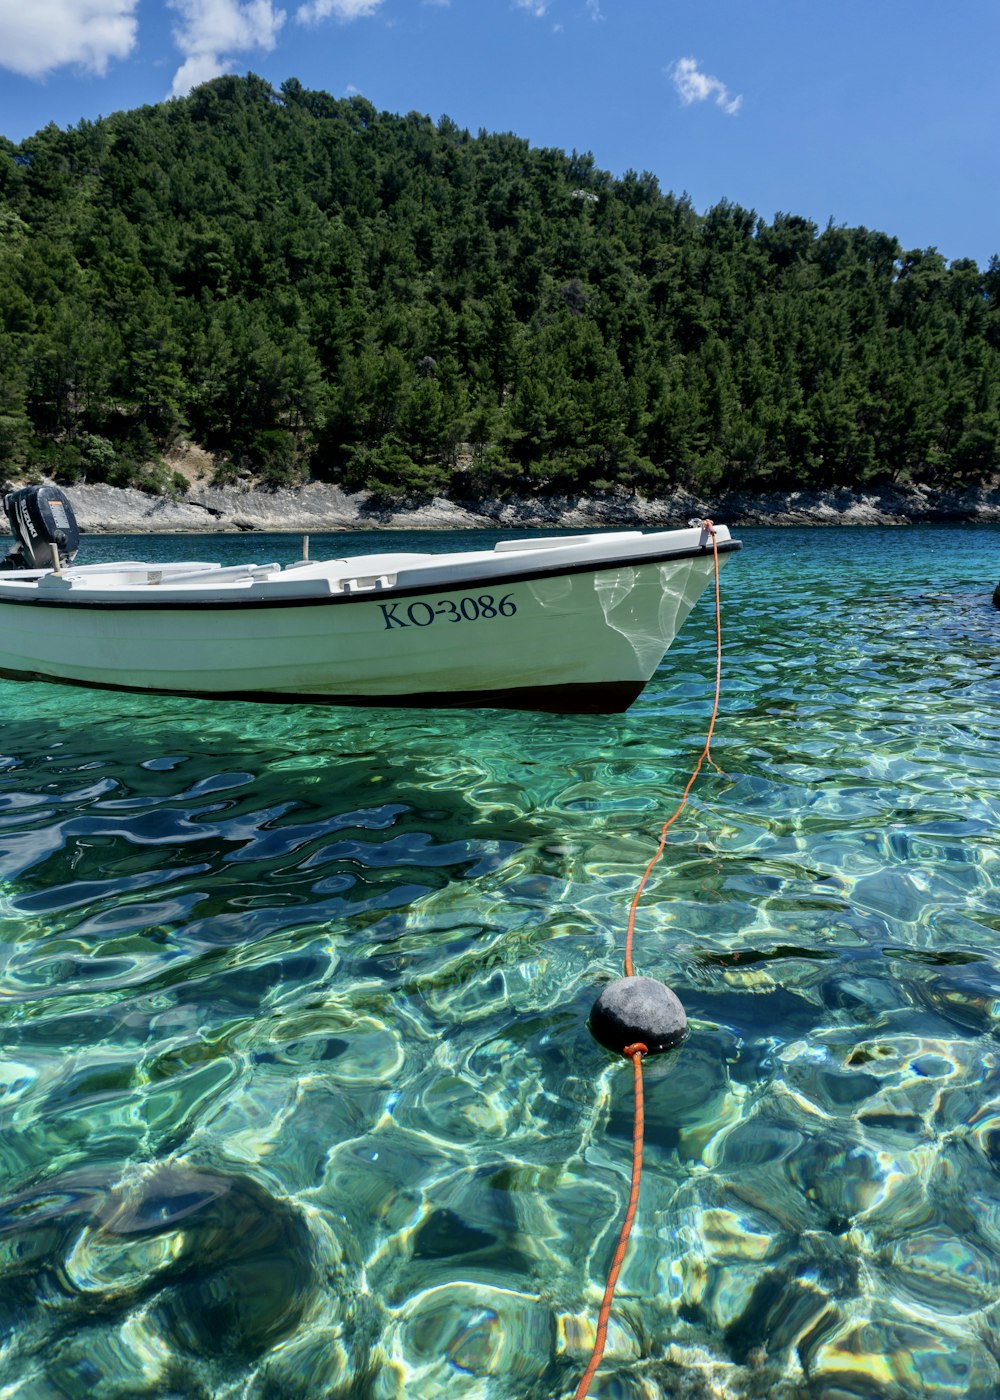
[574,523,724,1398]
[624,523,723,978]
[573,1043,646,1400]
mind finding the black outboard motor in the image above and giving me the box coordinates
[2,485,80,571]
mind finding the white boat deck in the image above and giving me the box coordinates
[0,527,729,605]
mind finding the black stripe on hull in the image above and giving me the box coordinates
[0,666,646,715]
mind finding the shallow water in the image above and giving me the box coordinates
[0,524,998,1399]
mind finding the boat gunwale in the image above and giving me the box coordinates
[0,538,741,612]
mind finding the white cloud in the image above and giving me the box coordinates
[169,0,285,96]
[669,55,742,116]
[0,0,139,79]
[170,51,230,93]
[296,0,383,22]
[513,0,548,16]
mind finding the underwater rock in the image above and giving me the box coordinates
[0,1161,322,1362]
[257,1008,406,1085]
[554,1309,641,1364]
[319,1127,455,1268]
[36,1332,190,1399]
[667,1186,788,1326]
[696,1205,785,1265]
[405,1064,521,1147]
[387,1281,557,1392]
[914,959,1000,1036]
[648,1341,794,1400]
[246,1293,389,1399]
[143,1172,318,1359]
[884,1226,1000,1314]
[781,1130,921,1227]
[635,1037,747,1167]
[805,1310,1000,1399]
[662,1176,896,1377]
[724,1273,840,1367]
[370,1156,569,1315]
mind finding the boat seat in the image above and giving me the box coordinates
[492,532,642,552]
[153,563,281,585]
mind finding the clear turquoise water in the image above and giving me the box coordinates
[0,525,998,1399]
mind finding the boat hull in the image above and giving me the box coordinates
[0,534,736,713]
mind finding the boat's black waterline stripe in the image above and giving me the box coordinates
[0,666,645,714]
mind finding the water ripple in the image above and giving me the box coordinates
[0,525,998,1397]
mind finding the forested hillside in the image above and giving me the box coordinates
[1,73,998,499]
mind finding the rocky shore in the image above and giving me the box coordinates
[62,480,1000,534]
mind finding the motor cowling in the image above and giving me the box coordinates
[2,485,80,570]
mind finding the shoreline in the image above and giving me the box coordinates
[61,480,1000,533]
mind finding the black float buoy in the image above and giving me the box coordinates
[589,976,688,1055]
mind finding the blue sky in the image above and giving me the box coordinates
[0,0,996,269]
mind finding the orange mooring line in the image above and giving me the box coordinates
[573,1041,647,1400]
[574,523,723,1399]
[624,523,723,978]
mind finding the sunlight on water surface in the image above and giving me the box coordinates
[0,525,998,1398]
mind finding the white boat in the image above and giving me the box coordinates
[0,487,740,714]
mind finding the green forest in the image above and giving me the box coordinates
[1,73,998,500]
